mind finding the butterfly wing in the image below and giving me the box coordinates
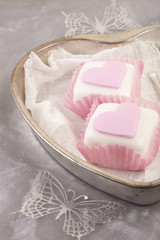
[62,11,97,36]
[21,170,68,218]
[62,200,125,239]
[102,3,140,32]
[32,170,68,203]
[63,208,95,239]
[73,200,125,224]
[21,195,62,218]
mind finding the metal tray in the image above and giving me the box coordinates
[11,25,160,205]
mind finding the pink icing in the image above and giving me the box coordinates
[81,61,127,88]
[93,103,141,138]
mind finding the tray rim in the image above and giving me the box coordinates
[11,25,160,190]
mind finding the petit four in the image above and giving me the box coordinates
[78,98,160,170]
[64,59,143,118]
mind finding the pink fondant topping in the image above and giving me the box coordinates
[93,103,141,138]
[82,61,127,88]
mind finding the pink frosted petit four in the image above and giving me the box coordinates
[78,97,160,170]
[64,59,143,118]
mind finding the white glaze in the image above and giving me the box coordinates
[84,103,159,159]
[73,61,135,102]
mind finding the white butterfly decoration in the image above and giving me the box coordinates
[62,2,140,36]
[20,170,125,240]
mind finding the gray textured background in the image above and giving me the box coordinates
[1,0,160,239]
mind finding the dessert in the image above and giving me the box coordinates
[64,59,143,118]
[78,97,160,170]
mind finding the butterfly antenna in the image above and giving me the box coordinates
[10,210,21,215]
[61,11,67,17]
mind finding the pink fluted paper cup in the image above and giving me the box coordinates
[64,59,144,118]
[77,96,160,171]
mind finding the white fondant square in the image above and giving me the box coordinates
[73,61,135,102]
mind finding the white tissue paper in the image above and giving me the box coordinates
[24,40,160,182]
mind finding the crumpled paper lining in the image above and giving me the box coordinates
[24,40,160,182]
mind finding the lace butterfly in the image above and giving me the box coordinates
[21,170,125,240]
[61,1,140,36]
